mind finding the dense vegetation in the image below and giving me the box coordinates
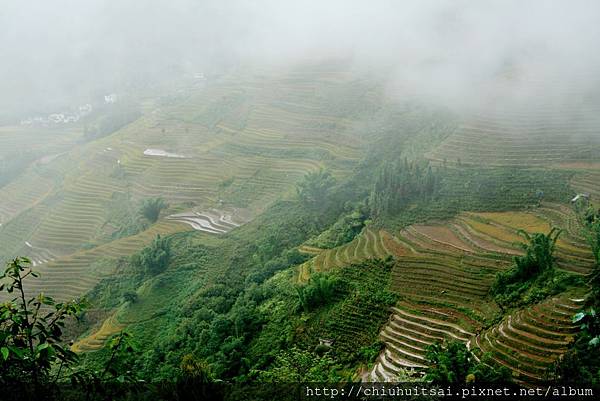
[491,228,582,308]
[425,341,511,385]
[2,67,600,399]
[370,159,438,217]
[0,258,140,400]
[370,163,573,229]
[305,203,368,249]
[552,205,600,384]
[139,198,168,224]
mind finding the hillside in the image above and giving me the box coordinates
[0,65,381,302]
[1,63,600,391]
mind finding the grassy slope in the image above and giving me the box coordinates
[2,65,598,386]
[0,65,381,304]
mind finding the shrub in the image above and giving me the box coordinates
[0,258,84,389]
[254,347,342,382]
[425,341,511,385]
[307,203,369,248]
[491,228,568,307]
[139,198,168,223]
[296,169,336,208]
[295,273,340,312]
[131,235,171,275]
[122,291,138,304]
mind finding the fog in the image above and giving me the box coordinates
[2,0,600,119]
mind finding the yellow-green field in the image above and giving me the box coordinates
[0,67,378,306]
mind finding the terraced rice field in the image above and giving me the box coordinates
[472,295,585,385]
[166,208,247,234]
[366,301,476,381]
[426,83,600,167]
[0,67,371,302]
[0,125,81,161]
[298,228,395,278]
[297,205,593,384]
[72,311,127,352]
[6,220,192,304]
[570,169,600,203]
[0,169,56,224]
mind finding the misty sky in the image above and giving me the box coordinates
[2,0,600,118]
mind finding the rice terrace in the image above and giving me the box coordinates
[1,2,600,400]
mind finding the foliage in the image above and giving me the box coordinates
[74,331,138,385]
[131,235,171,275]
[179,354,213,383]
[295,273,341,312]
[106,193,149,240]
[378,166,573,230]
[357,341,384,364]
[493,228,561,293]
[292,259,398,368]
[122,291,138,304]
[577,206,600,304]
[491,228,581,307]
[139,198,168,223]
[0,258,141,400]
[425,341,511,385]
[0,257,84,388]
[245,249,310,285]
[306,203,369,249]
[573,309,600,347]
[583,207,600,265]
[552,308,600,385]
[370,159,438,217]
[296,169,336,208]
[254,347,342,382]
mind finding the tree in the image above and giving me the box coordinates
[296,169,336,208]
[122,291,138,304]
[70,331,139,400]
[254,347,342,382]
[171,354,214,400]
[0,258,141,399]
[179,354,213,383]
[131,234,171,275]
[295,273,340,312]
[425,341,471,384]
[100,331,137,383]
[551,309,600,384]
[491,228,562,304]
[0,257,84,390]
[577,206,600,304]
[369,160,439,217]
[139,198,168,223]
[425,341,511,385]
[515,228,562,275]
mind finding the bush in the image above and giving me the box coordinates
[131,235,171,275]
[295,273,341,312]
[425,341,511,385]
[491,228,571,307]
[122,291,138,304]
[139,198,168,223]
[254,347,342,382]
[0,258,83,389]
[296,169,336,209]
[306,203,368,249]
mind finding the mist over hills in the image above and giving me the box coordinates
[1,2,600,399]
[3,0,600,118]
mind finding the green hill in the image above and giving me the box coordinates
[1,63,600,388]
